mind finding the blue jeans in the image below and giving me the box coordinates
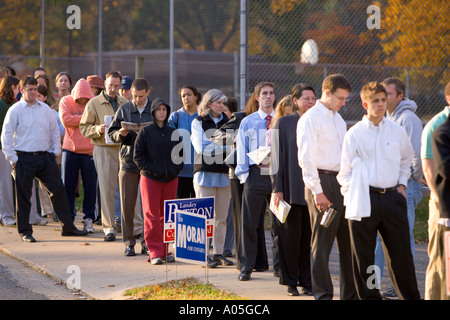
[61,150,98,221]
[374,179,423,278]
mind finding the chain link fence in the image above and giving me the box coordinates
[1,0,448,122]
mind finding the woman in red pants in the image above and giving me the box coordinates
[133,97,184,265]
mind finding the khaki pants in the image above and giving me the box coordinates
[194,182,231,255]
[425,196,449,300]
[93,145,119,235]
[118,170,143,246]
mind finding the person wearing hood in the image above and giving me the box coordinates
[371,78,424,298]
[134,97,184,265]
[108,78,152,257]
[59,78,97,232]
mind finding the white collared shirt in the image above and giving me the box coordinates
[1,99,61,164]
[297,100,347,194]
[338,116,414,196]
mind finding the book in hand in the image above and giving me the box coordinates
[269,193,291,223]
[121,121,152,133]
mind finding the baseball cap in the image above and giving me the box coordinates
[121,76,134,90]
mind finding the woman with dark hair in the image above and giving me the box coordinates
[0,75,19,226]
[168,85,201,199]
[54,71,73,101]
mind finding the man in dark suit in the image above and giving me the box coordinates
[270,83,316,296]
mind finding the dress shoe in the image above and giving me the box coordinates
[287,285,300,296]
[302,287,313,296]
[213,254,233,266]
[61,228,88,236]
[22,234,36,243]
[104,233,116,241]
[203,258,220,268]
[238,271,251,281]
[125,245,136,256]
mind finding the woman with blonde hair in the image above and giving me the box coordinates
[191,89,233,268]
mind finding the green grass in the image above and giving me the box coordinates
[124,277,246,300]
[413,196,429,243]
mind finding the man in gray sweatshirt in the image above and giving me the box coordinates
[373,77,424,298]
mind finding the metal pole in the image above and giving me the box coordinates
[169,0,174,108]
[240,0,248,110]
[98,0,102,76]
[40,0,44,68]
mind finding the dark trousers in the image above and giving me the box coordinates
[277,204,312,289]
[176,177,195,199]
[305,173,357,300]
[15,152,75,236]
[348,190,420,300]
[61,150,97,220]
[238,166,271,273]
[231,178,268,270]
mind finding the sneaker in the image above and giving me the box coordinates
[31,218,48,226]
[381,287,398,300]
[163,255,175,263]
[83,218,95,233]
[1,217,16,226]
[150,257,163,265]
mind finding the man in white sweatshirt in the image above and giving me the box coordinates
[338,81,420,300]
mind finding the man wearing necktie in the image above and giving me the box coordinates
[235,81,276,281]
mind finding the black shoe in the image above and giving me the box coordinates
[214,254,234,266]
[203,258,220,268]
[223,250,233,257]
[125,245,136,256]
[22,234,36,243]
[287,285,299,296]
[238,271,251,281]
[141,243,149,255]
[104,233,116,241]
[302,287,313,296]
[61,228,88,236]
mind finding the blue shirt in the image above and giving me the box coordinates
[168,108,198,178]
[235,108,274,183]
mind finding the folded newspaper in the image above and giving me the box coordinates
[121,121,152,133]
[247,146,271,166]
[269,193,291,223]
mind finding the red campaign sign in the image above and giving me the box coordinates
[165,228,175,243]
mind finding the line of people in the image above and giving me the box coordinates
[0,67,449,300]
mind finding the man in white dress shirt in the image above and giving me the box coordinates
[1,76,87,242]
[337,81,420,299]
[297,74,357,300]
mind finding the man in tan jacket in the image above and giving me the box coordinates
[80,71,128,241]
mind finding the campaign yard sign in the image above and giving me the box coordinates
[164,197,215,243]
[175,210,207,265]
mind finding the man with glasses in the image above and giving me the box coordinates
[1,76,88,242]
[80,71,128,241]
[297,74,357,300]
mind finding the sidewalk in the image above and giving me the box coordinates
[0,215,428,300]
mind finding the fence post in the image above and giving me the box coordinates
[135,56,145,79]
